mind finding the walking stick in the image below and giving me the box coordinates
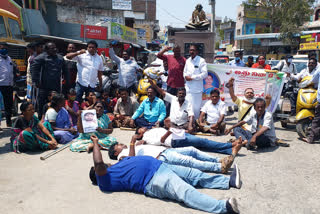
[40,141,72,160]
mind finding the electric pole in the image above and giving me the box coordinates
[209,0,216,60]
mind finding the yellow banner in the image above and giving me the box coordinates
[299,42,320,50]
[300,35,312,39]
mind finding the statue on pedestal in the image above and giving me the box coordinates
[185,4,210,30]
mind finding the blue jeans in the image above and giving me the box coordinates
[75,82,95,102]
[134,117,164,129]
[145,163,229,213]
[234,127,252,141]
[158,147,221,172]
[172,133,232,155]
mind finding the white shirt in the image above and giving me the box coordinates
[164,93,194,126]
[292,67,317,81]
[0,56,14,86]
[74,51,103,88]
[200,100,227,124]
[142,128,172,147]
[109,48,140,88]
[183,55,208,93]
[117,145,167,160]
[273,60,297,83]
[45,108,58,122]
[244,110,277,144]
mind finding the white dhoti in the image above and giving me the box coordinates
[186,92,203,119]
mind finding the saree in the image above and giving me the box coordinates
[11,115,54,153]
[70,114,117,152]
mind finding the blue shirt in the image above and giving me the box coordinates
[311,69,320,102]
[229,60,245,67]
[96,156,162,193]
[132,97,166,122]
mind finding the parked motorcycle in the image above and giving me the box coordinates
[295,76,318,138]
[276,79,299,128]
[96,66,119,98]
[12,75,27,116]
[137,65,161,103]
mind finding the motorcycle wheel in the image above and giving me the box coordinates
[296,118,312,138]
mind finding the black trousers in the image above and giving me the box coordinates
[0,86,13,124]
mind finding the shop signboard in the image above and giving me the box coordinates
[80,25,108,40]
[299,42,320,50]
[110,22,137,43]
[112,0,132,10]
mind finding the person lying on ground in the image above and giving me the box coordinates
[113,87,139,128]
[148,78,194,133]
[130,86,166,129]
[89,135,241,214]
[135,127,245,155]
[225,98,277,150]
[44,93,78,144]
[108,134,242,174]
[197,89,226,135]
[11,101,57,153]
[70,101,117,152]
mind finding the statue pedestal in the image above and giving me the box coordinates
[170,31,215,63]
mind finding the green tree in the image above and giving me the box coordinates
[243,0,315,44]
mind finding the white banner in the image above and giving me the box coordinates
[112,0,132,10]
[204,64,285,113]
[204,64,267,106]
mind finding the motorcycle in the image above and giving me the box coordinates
[276,79,299,128]
[137,65,162,103]
[295,76,318,138]
[12,75,27,116]
[96,65,119,98]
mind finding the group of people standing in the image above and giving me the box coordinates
[2,37,320,213]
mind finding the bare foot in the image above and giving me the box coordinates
[209,129,217,135]
[220,155,235,174]
[301,138,312,144]
[232,137,242,156]
[87,143,94,153]
[243,140,248,147]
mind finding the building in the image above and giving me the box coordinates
[219,18,236,55]
[234,4,297,58]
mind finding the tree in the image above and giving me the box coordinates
[243,0,315,45]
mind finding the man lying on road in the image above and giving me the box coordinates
[90,135,241,214]
[134,127,245,155]
[108,134,243,174]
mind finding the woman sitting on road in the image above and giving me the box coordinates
[11,101,58,153]
[45,94,78,144]
[70,101,117,152]
[81,91,97,110]
[65,88,80,126]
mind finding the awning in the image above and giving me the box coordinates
[235,30,320,41]
[1,42,27,47]
[24,34,87,45]
[235,33,280,40]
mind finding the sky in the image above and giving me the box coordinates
[156,0,244,28]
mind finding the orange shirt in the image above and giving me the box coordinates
[252,63,271,70]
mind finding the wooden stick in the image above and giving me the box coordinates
[40,142,72,160]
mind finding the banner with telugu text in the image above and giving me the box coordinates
[204,64,285,113]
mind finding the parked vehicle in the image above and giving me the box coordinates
[295,76,318,138]
[214,55,229,64]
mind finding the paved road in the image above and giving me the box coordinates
[0,113,319,214]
